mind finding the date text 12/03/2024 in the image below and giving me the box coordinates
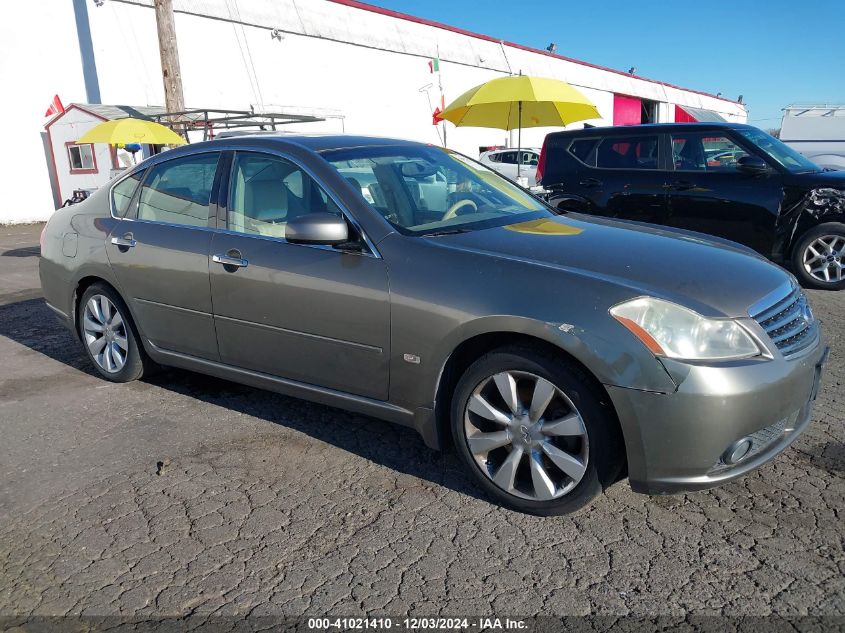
[307,618,528,630]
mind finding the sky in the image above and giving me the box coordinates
[371,0,845,129]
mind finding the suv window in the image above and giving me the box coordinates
[568,138,599,166]
[596,136,659,170]
[671,132,749,171]
[228,152,342,239]
[521,152,539,166]
[137,154,219,227]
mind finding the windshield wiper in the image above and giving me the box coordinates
[421,228,471,237]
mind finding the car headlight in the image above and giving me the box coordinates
[609,297,760,361]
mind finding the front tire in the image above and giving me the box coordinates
[451,348,623,515]
[78,283,150,382]
[792,223,845,290]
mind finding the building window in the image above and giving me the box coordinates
[67,142,97,173]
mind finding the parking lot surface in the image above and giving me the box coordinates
[0,222,843,619]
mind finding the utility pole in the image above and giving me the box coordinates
[154,0,185,136]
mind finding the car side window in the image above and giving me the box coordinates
[596,136,659,170]
[111,170,145,217]
[500,151,518,164]
[671,133,749,171]
[228,152,341,239]
[568,138,599,166]
[521,152,538,166]
[137,154,219,227]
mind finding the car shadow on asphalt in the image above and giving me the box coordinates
[0,297,489,503]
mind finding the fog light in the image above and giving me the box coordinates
[722,438,752,465]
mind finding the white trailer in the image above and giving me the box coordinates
[781,105,845,171]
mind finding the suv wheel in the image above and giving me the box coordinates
[79,283,152,382]
[792,223,845,290]
[451,348,623,515]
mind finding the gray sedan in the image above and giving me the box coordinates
[39,135,828,515]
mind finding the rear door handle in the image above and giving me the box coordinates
[671,180,696,191]
[111,235,136,248]
[579,178,602,188]
[212,253,249,268]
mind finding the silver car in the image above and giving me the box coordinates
[39,135,828,515]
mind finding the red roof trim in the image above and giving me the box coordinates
[328,0,738,106]
[44,103,109,130]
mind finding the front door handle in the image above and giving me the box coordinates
[212,253,249,269]
[671,180,696,191]
[579,178,603,188]
[111,235,136,248]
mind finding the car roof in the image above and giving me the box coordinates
[172,133,432,154]
[548,122,757,138]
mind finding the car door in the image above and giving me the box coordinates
[209,150,390,400]
[664,130,784,254]
[574,134,669,224]
[106,152,222,360]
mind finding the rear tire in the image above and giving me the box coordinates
[450,347,624,515]
[78,283,151,382]
[792,223,845,290]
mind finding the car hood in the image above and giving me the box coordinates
[428,213,791,318]
[790,168,845,188]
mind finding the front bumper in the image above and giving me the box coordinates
[607,339,828,495]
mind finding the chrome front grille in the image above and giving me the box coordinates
[751,285,818,357]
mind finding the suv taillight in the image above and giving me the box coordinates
[536,138,548,185]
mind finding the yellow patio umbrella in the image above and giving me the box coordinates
[440,75,600,177]
[77,117,186,146]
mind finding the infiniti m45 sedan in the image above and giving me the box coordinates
[40,135,828,515]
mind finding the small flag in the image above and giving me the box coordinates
[432,107,443,125]
[428,58,440,73]
[44,95,65,117]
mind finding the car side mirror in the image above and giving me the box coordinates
[736,155,769,176]
[285,213,349,245]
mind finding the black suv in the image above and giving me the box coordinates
[537,123,845,289]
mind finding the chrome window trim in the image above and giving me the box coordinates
[108,145,382,259]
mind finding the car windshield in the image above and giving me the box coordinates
[322,145,552,235]
[738,128,820,173]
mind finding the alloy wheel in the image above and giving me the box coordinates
[803,235,845,283]
[463,370,589,501]
[82,295,129,373]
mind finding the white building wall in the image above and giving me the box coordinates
[0,0,747,223]
[47,107,117,204]
[0,0,87,223]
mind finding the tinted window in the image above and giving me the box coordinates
[137,154,219,227]
[671,133,748,171]
[486,153,500,163]
[568,138,599,166]
[500,151,518,164]
[228,152,341,239]
[596,136,659,170]
[111,170,144,217]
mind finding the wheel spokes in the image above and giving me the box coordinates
[492,446,523,492]
[493,372,520,414]
[542,413,584,437]
[529,451,556,501]
[467,430,512,455]
[467,394,510,426]
[88,336,107,355]
[528,377,555,422]
[541,443,586,481]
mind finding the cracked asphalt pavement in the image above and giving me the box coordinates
[0,223,843,620]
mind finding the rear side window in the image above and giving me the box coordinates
[596,136,659,170]
[568,138,599,166]
[111,170,144,217]
[137,154,219,227]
